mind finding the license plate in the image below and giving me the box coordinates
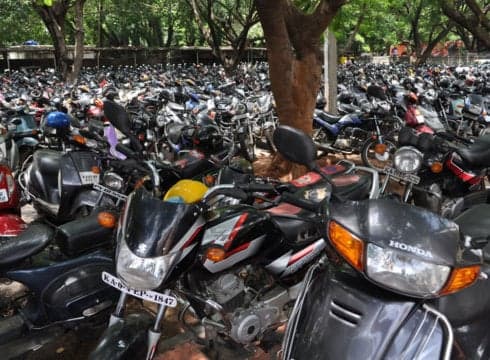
[79,171,100,185]
[101,271,177,307]
[384,166,420,184]
[0,189,8,203]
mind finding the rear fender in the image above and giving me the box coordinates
[89,313,153,360]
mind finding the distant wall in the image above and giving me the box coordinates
[0,46,268,70]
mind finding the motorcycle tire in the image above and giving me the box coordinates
[240,135,256,162]
[361,138,397,172]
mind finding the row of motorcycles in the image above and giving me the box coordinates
[313,62,490,172]
[0,62,489,359]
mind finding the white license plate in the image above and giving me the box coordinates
[101,271,177,307]
[79,171,100,185]
[384,166,420,184]
[0,189,8,203]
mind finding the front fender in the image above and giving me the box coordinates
[89,313,153,360]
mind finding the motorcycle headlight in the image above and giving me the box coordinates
[366,243,450,297]
[329,221,480,298]
[116,237,180,290]
[394,146,423,173]
[103,171,123,191]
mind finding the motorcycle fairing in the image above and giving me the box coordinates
[329,198,463,267]
[122,188,201,258]
[285,267,447,360]
[27,149,61,204]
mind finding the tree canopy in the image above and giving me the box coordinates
[1,0,487,53]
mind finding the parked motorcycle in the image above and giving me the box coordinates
[89,125,379,359]
[381,127,490,217]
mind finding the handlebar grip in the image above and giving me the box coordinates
[239,183,276,193]
[280,192,319,213]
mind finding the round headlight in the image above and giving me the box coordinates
[103,172,123,190]
[394,146,423,173]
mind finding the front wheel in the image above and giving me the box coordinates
[239,134,256,162]
[361,138,397,172]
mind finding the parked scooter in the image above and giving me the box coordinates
[278,127,490,360]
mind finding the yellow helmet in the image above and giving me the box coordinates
[163,179,208,204]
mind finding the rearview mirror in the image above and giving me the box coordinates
[273,126,317,170]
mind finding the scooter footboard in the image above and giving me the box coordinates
[283,268,451,360]
[89,312,153,360]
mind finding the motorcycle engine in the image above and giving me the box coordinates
[204,268,290,344]
[333,128,366,150]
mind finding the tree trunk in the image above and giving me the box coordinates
[255,0,346,176]
[33,1,71,80]
[415,26,452,65]
[67,0,86,83]
[441,0,490,49]
[343,2,367,54]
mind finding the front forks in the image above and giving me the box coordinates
[108,291,172,360]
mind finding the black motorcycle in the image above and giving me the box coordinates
[277,126,490,360]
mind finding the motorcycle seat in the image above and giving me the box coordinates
[315,110,342,124]
[456,134,490,168]
[0,223,53,267]
[454,203,490,263]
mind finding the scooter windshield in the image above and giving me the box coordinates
[122,188,198,258]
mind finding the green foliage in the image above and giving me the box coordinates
[0,0,51,46]
[0,0,485,53]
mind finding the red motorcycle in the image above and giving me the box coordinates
[0,163,25,238]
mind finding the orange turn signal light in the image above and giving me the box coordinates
[430,162,443,173]
[72,134,87,145]
[439,265,480,295]
[329,221,364,271]
[91,166,100,174]
[205,247,226,262]
[97,212,117,229]
[374,143,387,154]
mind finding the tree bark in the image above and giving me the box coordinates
[255,0,346,176]
[67,0,86,83]
[33,1,70,79]
[255,0,345,134]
